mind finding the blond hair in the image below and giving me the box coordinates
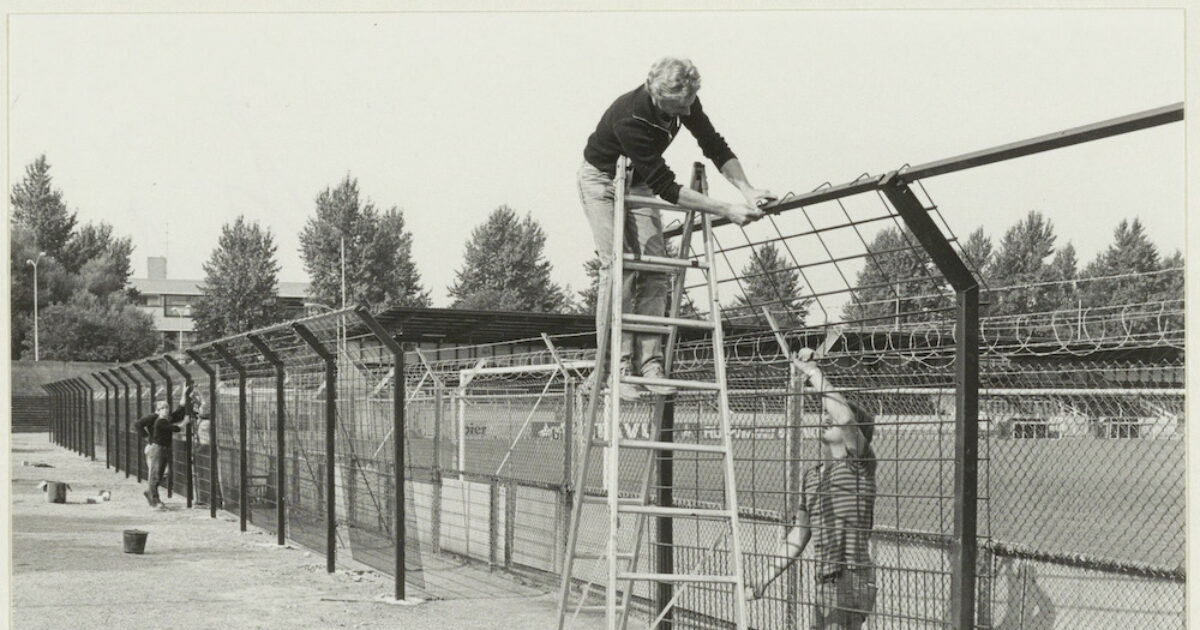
[646,57,701,102]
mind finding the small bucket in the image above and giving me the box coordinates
[44,481,68,504]
[123,529,149,554]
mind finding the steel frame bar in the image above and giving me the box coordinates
[882,173,980,629]
[213,342,249,533]
[164,353,195,508]
[149,359,175,498]
[353,307,408,601]
[248,333,288,546]
[292,322,338,574]
[186,349,220,519]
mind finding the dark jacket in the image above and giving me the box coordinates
[583,84,736,204]
[135,404,189,447]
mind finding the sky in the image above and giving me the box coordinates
[7,8,1186,308]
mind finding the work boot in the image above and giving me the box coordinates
[618,359,645,402]
[639,361,677,396]
[143,489,156,507]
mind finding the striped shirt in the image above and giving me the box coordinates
[800,423,876,580]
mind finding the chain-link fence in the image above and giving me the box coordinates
[46,321,1184,628]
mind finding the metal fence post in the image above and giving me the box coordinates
[133,363,156,483]
[786,360,804,626]
[118,367,138,480]
[561,379,575,573]
[352,307,408,600]
[73,379,86,456]
[884,174,981,628]
[186,350,219,518]
[164,353,195,508]
[293,323,337,574]
[96,374,111,469]
[150,359,175,499]
[432,383,443,554]
[81,378,97,463]
[248,334,287,546]
[100,372,119,475]
[213,343,248,532]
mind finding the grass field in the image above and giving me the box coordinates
[400,407,1184,570]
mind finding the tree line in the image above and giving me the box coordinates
[10,156,1183,361]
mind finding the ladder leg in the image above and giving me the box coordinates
[605,157,631,630]
[555,310,611,629]
[702,213,750,630]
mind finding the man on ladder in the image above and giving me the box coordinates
[578,56,773,398]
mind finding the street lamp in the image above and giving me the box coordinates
[169,306,189,351]
[25,251,45,361]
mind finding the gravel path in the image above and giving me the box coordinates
[10,433,608,629]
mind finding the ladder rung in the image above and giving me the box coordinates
[622,323,673,336]
[574,551,635,561]
[618,505,732,519]
[618,439,726,454]
[623,314,715,330]
[574,605,608,614]
[622,375,721,391]
[589,439,611,448]
[618,572,740,584]
[622,253,708,271]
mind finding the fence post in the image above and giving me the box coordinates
[187,350,219,519]
[352,307,407,600]
[81,378,97,464]
[102,372,120,475]
[96,374,111,469]
[784,361,802,627]
[80,378,91,458]
[433,383,443,554]
[150,359,175,499]
[164,353,195,509]
[248,334,287,546]
[119,366,139,480]
[133,362,157,483]
[74,379,87,456]
[561,380,575,573]
[293,322,337,574]
[213,343,248,533]
[884,174,980,629]
[505,478,516,571]
[489,477,499,571]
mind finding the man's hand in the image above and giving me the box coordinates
[724,202,764,226]
[743,583,761,601]
[742,187,776,209]
[793,347,817,375]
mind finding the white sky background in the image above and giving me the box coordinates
[7,9,1185,307]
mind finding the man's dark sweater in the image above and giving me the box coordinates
[135,404,189,447]
[583,84,737,204]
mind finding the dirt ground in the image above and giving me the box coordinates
[10,433,608,630]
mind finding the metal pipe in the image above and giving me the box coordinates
[248,334,288,546]
[213,343,248,532]
[164,353,195,508]
[150,359,175,499]
[292,322,337,574]
[186,349,219,519]
[352,307,407,600]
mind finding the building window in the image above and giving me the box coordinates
[1106,418,1140,439]
[164,294,197,317]
[1012,418,1055,439]
[136,294,163,307]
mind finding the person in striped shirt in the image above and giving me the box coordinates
[746,348,877,629]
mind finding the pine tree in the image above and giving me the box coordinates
[989,211,1060,316]
[448,205,570,312]
[843,226,947,325]
[730,242,808,329]
[299,176,431,310]
[10,155,77,259]
[193,216,284,342]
